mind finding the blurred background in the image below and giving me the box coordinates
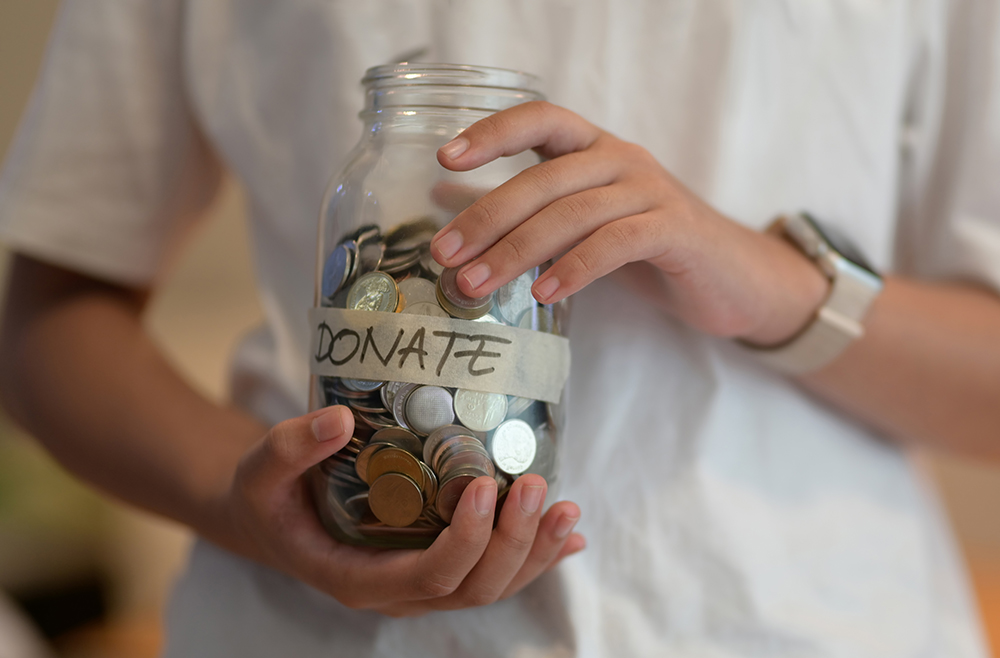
[0,3,997,657]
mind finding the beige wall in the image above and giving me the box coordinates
[1,0,999,629]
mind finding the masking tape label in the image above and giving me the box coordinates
[308,308,570,404]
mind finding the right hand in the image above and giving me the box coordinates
[220,405,585,617]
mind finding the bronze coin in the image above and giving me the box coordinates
[369,472,424,527]
[367,446,424,485]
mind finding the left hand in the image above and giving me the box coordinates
[431,101,828,346]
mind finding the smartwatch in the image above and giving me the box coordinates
[741,212,884,374]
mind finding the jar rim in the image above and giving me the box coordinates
[362,62,543,94]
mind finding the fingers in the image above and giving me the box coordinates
[425,474,547,610]
[531,213,667,304]
[429,147,623,270]
[499,500,583,599]
[323,476,498,608]
[437,101,602,170]
[451,183,652,299]
[237,405,354,496]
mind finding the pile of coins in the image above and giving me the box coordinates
[315,219,562,536]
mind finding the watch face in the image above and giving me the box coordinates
[800,213,878,276]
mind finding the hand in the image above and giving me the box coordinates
[431,101,829,346]
[220,405,584,617]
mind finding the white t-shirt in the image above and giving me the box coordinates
[1,1,998,656]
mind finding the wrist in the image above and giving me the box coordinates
[739,229,830,346]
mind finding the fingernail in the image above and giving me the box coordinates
[461,262,491,291]
[475,481,497,516]
[440,137,469,160]
[311,407,345,442]
[533,277,560,301]
[554,514,579,539]
[520,485,545,515]
[434,230,463,260]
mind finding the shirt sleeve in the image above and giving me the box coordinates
[0,0,221,287]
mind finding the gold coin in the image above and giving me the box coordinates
[347,272,399,313]
[369,472,424,527]
[355,441,393,483]
[367,446,424,485]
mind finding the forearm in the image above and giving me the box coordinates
[801,276,1000,460]
[0,260,265,544]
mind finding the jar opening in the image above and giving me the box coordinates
[362,63,545,113]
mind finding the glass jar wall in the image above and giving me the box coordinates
[308,64,569,548]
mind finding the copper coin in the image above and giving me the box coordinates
[369,472,424,527]
[435,471,481,524]
[367,446,424,485]
[371,427,423,456]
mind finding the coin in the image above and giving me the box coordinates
[435,471,481,523]
[398,277,438,305]
[380,248,422,274]
[343,492,372,520]
[423,424,473,466]
[367,446,425,485]
[321,243,354,299]
[420,461,438,506]
[355,441,393,483]
[401,301,450,318]
[357,234,385,274]
[453,389,508,432]
[392,382,420,429]
[404,385,456,436]
[371,427,422,456]
[488,419,537,475]
[439,446,496,478]
[384,217,438,253]
[431,434,489,474]
[506,395,535,418]
[524,423,557,479]
[496,271,535,325]
[348,272,399,312]
[341,378,384,393]
[436,266,493,319]
[518,306,554,332]
[369,472,424,527]
[380,381,406,410]
[420,249,445,279]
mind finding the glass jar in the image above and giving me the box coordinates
[307,63,570,548]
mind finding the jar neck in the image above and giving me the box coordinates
[360,63,544,115]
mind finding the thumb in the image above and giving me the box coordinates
[240,405,355,493]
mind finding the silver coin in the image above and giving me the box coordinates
[398,277,438,305]
[392,383,420,430]
[488,419,537,475]
[506,395,535,418]
[357,234,385,274]
[401,301,450,318]
[322,243,353,299]
[453,389,508,432]
[420,249,445,279]
[341,378,384,393]
[347,272,399,313]
[496,271,535,325]
[524,424,557,479]
[517,306,554,333]
[384,217,438,252]
[405,385,455,436]
[380,381,407,411]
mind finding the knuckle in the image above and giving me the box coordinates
[497,530,534,554]
[525,161,560,195]
[413,570,462,599]
[264,421,299,467]
[564,246,602,280]
[460,586,500,608]
[468,194,506,233]
[500,230,532,264]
